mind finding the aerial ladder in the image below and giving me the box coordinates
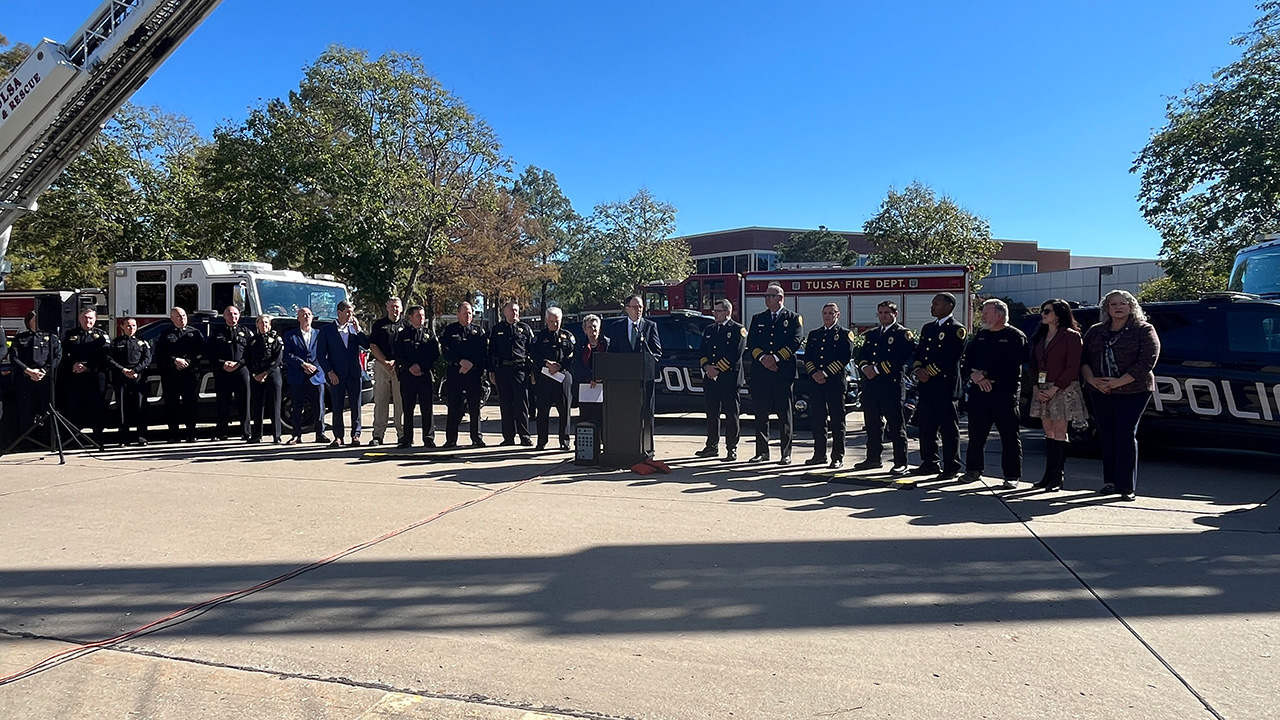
[0,0,225,283]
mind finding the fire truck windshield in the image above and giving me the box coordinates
[256,279,347,321]
[1230,243,1280,297]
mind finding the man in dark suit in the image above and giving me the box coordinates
[695,299,746,461]
[317,300,370,447]
[604,294,662,454]
[911,292,968,479]
[283,307,328,445]
[746,282,803,465]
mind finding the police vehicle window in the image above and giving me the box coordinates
[1147,310,1213,361]
[174,284,199,315]
[1226,311,1280,355]
[135,283,166,316]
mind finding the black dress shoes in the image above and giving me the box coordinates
[853,459,882,471]
[778,454,792,466]
[726,448,737,461]
[829,458,844,469]
[911,464,941,476]
[804,456,827,466]
[748,453,770,463]
[694,447,720,458]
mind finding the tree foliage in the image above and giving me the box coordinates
[512,166,579,312]
[775,225,859,266]
[862,181,1001,281]
[1133,2,1280,300]
[0,33,31,79]
[558,189,692,311]
[200,45,510,310]
[6,104,207,289]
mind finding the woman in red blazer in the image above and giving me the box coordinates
[1028,298,1087,490]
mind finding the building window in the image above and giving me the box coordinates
[696,258,709,275]
[988,261,1037,277]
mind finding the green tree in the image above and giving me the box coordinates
[199,45,509,310]
[0,33,32,79]
[6,103,207,289]
[511,166,579,313]
[558,188,693,311]
[776,225,859,266]
[862,181,1001,282]
[1132,2,1280,300]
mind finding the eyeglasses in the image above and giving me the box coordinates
[1040,308,1053,315]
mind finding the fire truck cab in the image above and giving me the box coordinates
[109,259,349,327]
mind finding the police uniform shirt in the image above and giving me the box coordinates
[248,331,284,374]
[371,317,407,362]
[747,308,803,369]
[395,325,440,377]
[700,320,748,382]
[62,325,110,372]
[11,330,61,372]
[157,326,205,372]
[209,323,253,364]
[857,322,916,382]
[440,322,488,368]
[804,323,855,379]
[531,327,575,372]
[488,320,534,369]
[109,335,153,377]
[912,316,967,382]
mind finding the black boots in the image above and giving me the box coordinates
[1033,438,1067,491]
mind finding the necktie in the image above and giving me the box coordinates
[630,322,638,349]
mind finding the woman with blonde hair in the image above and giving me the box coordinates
[1080,290,1161,501]
[1028,299,1087,491]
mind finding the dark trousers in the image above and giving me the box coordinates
[1090,390,1151,494]
[916,384,961,471]
[811,377,848,461]
[215,366,251,439]
[535,373,572,445]
[162,369,200,440]
[15,375,54,446]
[703,374,741,449]
[290,381,326,438]
[966,388,1023,479]
[250,370,283,440]
[750,375,794,456]
[861,380,907,465]
[64,371,106,436]
[114,375,148,441]
[399,374,433,444]
[445,366,483,443]
[328,377,363,439]
[496,366,530,442]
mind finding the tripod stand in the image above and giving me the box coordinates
[1,378,104,464]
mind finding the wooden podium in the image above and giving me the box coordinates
[594,352,655,468]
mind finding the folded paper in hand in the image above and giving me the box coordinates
[578,383,603,403]
[540,366,566,384]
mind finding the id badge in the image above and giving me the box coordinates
[1037,372,1048,384]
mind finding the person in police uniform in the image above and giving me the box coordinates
[531,307,575,451]
[746,282,804,465]
[439,301,488,448]
[11,311,62,447]
[696,299,747,461]
[854,300,917,472]
[247,314,284,443]
[395,305,440,448]
[803,302,855,468]
[488,300,535,447]
[108,317,153,446]
[156,306,205,442]
[61,307,111,440]
[208,305,253,441]
[910,292,968,479]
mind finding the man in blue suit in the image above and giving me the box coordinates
[317,300,370,447]
[283,307,329,445]
[604,295,663,453]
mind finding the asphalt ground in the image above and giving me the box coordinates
[1,406,1277,720]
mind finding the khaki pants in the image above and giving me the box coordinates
[373,362,403,441]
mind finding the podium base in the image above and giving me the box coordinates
[599,451,653,470]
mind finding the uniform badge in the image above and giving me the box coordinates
[847,330,856,341]
[740,327,748,338]
[783,319,788,327]
[957,327,967,340]
[938,332,945,340]
[906,330,915,341]
[888,336,894,344]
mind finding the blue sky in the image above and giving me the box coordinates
[6,1,1265,257]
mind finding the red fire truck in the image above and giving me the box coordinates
[643,265,972,329]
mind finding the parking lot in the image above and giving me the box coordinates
[1,409,1277,720]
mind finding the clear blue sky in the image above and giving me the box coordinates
[6,1,1265,257]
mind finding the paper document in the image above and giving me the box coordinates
[540,366,567,384]
[578,383,604,403]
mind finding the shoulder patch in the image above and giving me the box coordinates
[848,330,856,342]
[956,327,967,340]
[741,327,748,337]
[797,315,803,326]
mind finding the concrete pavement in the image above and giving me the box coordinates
[1,409,1276,719]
